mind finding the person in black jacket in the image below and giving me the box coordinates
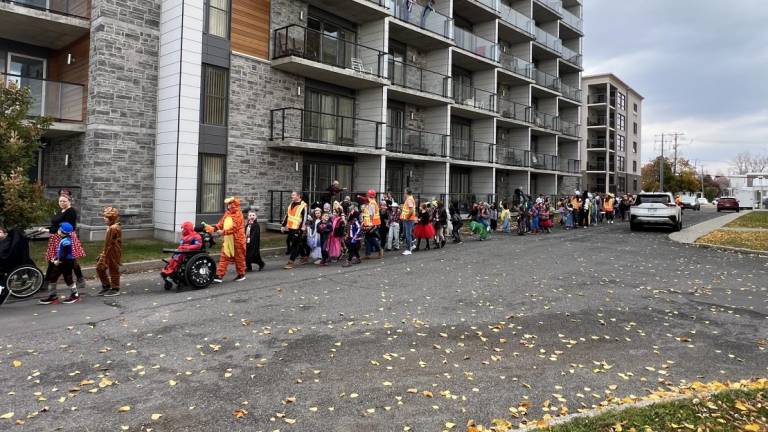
[244,209,265,272]
[44,191,86,290]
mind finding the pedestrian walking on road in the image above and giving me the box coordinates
[96,207,122,296]
[282,191,309,269]
[245,209,265,272]
[400,189,417,255]
[39,222,80,305]
[44,190,86,291]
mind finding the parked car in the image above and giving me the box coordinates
[630,192,683,231]
[717,197,740,212]
[697,197,709,205]
[680,195,700,211]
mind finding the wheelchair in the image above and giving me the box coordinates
[161,226,216,291]
[0,229,45,302]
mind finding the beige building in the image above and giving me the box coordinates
[581,73,643,194]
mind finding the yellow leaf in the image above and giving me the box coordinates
[743,424,761,432]
[422,390,433,398]
[284,418,296,424]
[99,377,114,388]
[734,400,749,411]
[118,406,131,413]
[11,360,22,368]
[233,408,248,418]
[168,380,177,386]
[0,412,14,420]
[151,413,162,420]
[444,421,456,429]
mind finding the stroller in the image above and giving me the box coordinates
[0,229,45,305]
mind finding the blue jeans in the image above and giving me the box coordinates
[403,220,414,250]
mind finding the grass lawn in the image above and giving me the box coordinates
[725,211,768,229]
[696,230,768,252]
[29,231,288,267]
[539,387,768,432]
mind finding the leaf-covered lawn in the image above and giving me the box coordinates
[696,230,768,252]
[725,211,768,229]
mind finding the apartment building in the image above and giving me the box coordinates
[581,73,643,195]
[0,0,583,240]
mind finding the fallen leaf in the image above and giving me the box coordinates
[11,360,22,368]
[118,406,131,413]
[151,413,162,420]
[233,408,248,418]
[0,413,13,420]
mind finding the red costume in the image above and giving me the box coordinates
[161,221,202,277]
[211,197,246,278]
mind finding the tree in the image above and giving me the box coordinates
[0,83,56,229]
[640,157,702,194]
[731,152,751,175]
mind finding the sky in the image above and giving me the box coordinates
[582,0,768,175]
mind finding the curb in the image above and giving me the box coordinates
[690,242,768,257]
[669,210,750,244]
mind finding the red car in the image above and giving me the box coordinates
[717,197,740,212]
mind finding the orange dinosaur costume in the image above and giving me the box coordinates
[210,197,246,279]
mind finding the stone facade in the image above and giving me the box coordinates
[43,134,86,203]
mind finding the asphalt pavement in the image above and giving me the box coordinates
[1,206,766,431]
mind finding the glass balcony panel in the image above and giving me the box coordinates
[454,27,499,61]
[534,26,562,53]
[387,0,454,39]
[385,126,447,157]
[498,52,533,79]
[388,59,450,97]
[562,8,583,31]
[270,107,384,149]
[498,3,533,35]
[2,73,85,122]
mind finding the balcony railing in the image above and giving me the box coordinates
[587,162,606,171]
[560,82,581,103]
[530,152,559,171]
[562,8,583,32]
[587,138,615,150]
[561,45,582,66]
[273,25,387,78]
[5,0,90,19]
[559,119,580,137]
[270,107,384,149]
[587,115,615,128]
[450,139,493,163]
[385,126,448,157]
[534,0,562,15]
[534,26,562,53]
[472,0,498,10]
[387,0,454,39]
[530,109,559,131]
[454,27,499,61]
[495,145,528,167]
[388,59,451,97]
[588,94,607,104]
[559,158,580,174]
[498,97,531,123]
[498,3,534,35]
[2,73,85,122]
[499,52,533,79]
[533,68,560,92]
[453,83,496,112]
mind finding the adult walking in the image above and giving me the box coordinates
[400,189,417,255]
[358,189,383,259]
[210,197,247,283]
[282,191,308,269]
[44,190,86,291]
[603,193,615,224]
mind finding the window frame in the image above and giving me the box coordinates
[617,113,626,131]
[632,141,637,154]
[201,64,229,127]
[197,153,227,214]
[617,134,625,152]
[204,0,230,39]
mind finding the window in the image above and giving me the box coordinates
[617,92,626,111]
[633,160,637,173]
[633,103,638,113]
[633,179,638,191]
[202,65,228,126]
[617,156,625,172]
[617,135,625,152]
[197,154,226,213]
[633,122,638,135]
[633,141,637,153]
[205,0,229,38]
[617,113,626,131]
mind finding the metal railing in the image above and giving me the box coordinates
[270,108,384,149]
[450,139,493,163]
[533,0,562,15]
[561,45,582,66]
[559,158,580,174]
[387,0,454,39]
[2,73,85,122]
[388,58,451,97]
[533,68,560,91]
[587,138,615,150]
[560,82,582,103]
[559,119,580,137]
[3,0,90,18]
[534,26,562,53]
[273,25,387,78]
[385,126,448,157]
[495,145,528,167]
[530,108,559,131]
[497,97,531,123]
[454,27,499,62]
[588,94,607,104]
[586,161,615,172]
[561,8,583,32]
[452,83,496,112]
[587,115,615,128]
[472,0,498,10]
[530,152,559,171]
[498,2,534,35]
[499,52,533,79]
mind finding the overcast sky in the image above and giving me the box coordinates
[582,0,768,175]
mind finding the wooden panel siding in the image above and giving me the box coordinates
[231,0,270,59]
[47,35,89,121]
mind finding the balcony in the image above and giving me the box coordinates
[387,59,452,105]
[530,152,559,171]
[385,126,448,158]
[561,8,583,33]
[387,0,454,46]
[0,0,90,50]
[454,27,499,63]
[452,83,497,116]
[532,68,561,92]
[450,139,493,163]
[495,145,528,168]
[272,25,389,89]
[269,107,384,153]
[530,109,559,132]
[533,26,562,54]
[498,52,533,80]
[559,82,581,104]
[586,161,616,172]
[559,119,580,137]
[587,115,615,129]
[3,73,85,133]
[560,45,582,68]
[559,158,580,174]
[497,97,531,124]
[303,0,390,23]
[498,3,534,37]
[533,0,563,16]
[588,94,607,104]
[586,138,615,151]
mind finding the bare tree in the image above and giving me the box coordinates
[750,154,768,173]
[731,152,751,174]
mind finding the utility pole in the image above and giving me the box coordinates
[668,132,685,175]
[655,133,665,192]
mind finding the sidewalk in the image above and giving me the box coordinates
[669,210,750,244]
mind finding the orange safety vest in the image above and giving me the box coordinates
[285,201,306,229]
[369,198,381,226]
[571,197,581,211]
[604,198,614,212]
[400,195,417,221]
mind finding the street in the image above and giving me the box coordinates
[1,207,766,431]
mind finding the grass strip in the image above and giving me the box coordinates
[696,230,768,252]
[725,211,768,229]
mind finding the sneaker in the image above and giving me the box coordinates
[164,280,174,291]
[402,250,412,255]
[103,289,120,297]
[283,261,294,270]
[212,278,224,284]
[97,287,112,296]
[62,293,80,304]
[234,275,246,282]
[38,294,60,305]
[342,261,351,267]
[258,263,265,272]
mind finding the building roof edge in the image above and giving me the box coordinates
[582,73,644,99]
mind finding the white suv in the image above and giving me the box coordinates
[630,192,683,231]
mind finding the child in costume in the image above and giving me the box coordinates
[209,197,246,283]
[39,222,80,305]
[96,207,122,296]
[342,210,362,267]
[245,209,265,272]
[161,221,202,289]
